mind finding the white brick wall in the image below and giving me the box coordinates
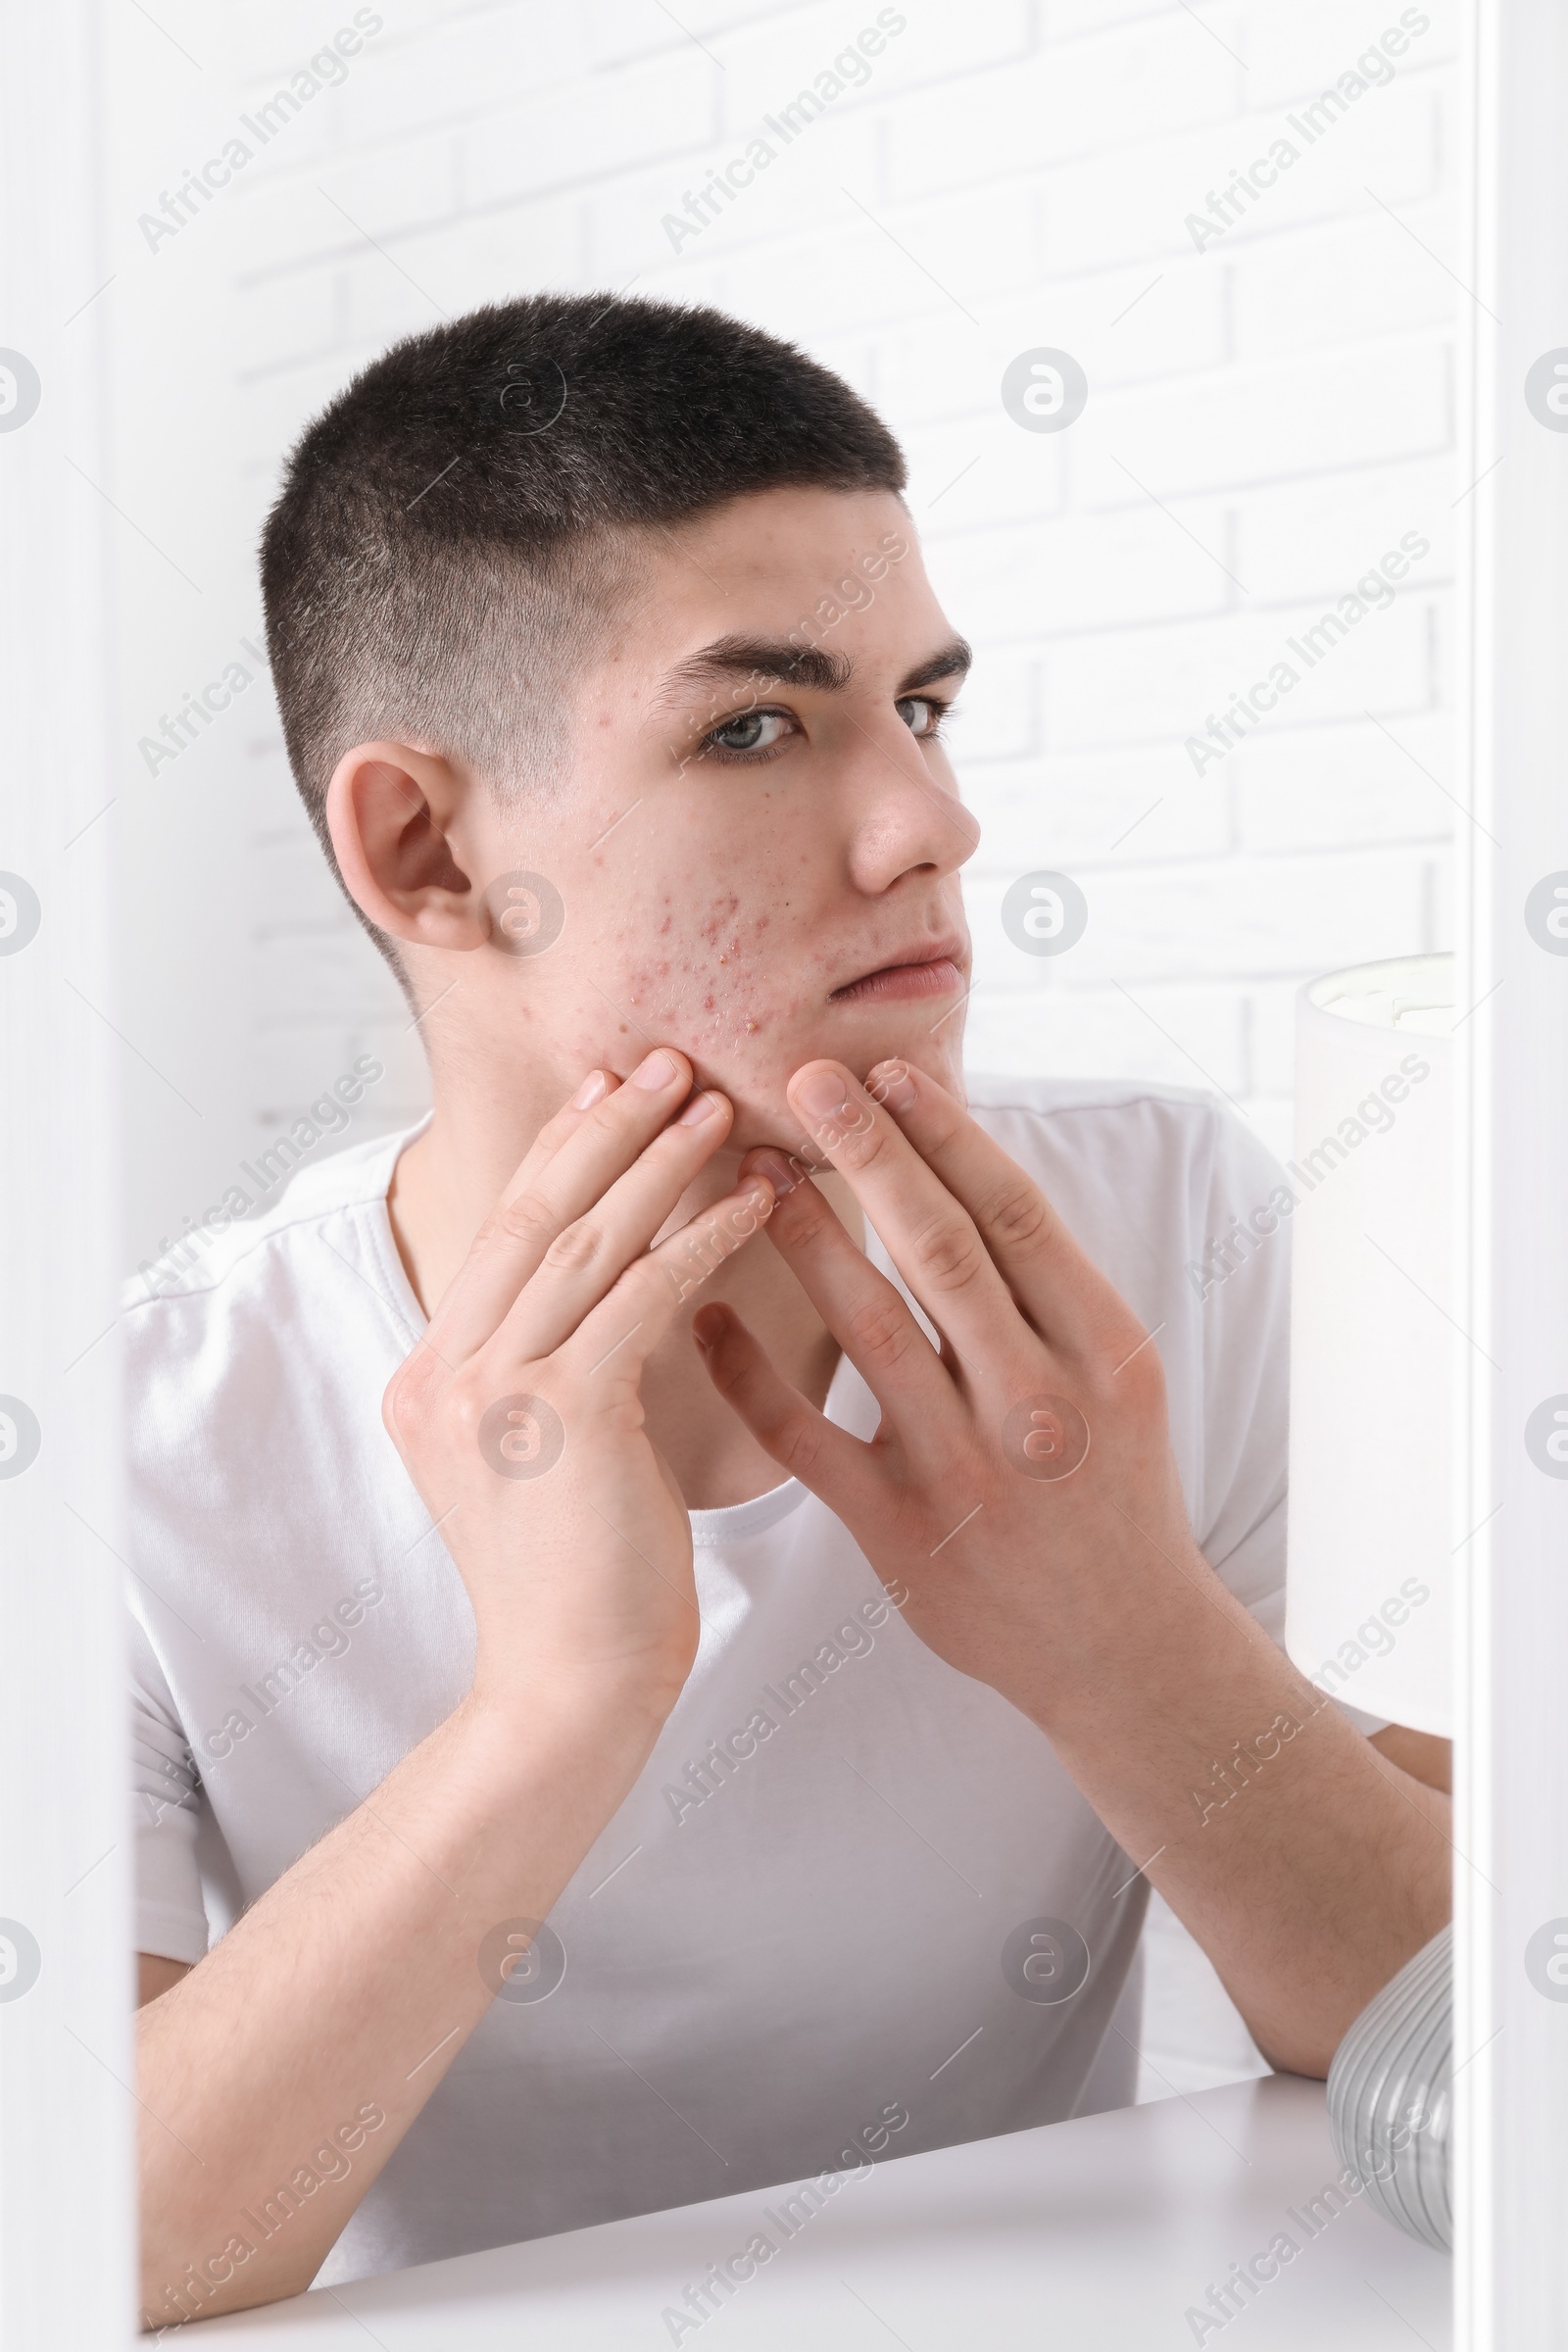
[101,0,1456,2095]
[107,0,1456,1232]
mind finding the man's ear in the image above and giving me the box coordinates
[324,742,487,951]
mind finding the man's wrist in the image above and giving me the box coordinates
[454,1671,672,1791]
[985,1531,1243,1736]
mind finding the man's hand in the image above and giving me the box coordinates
[694,1055,1451,2074]
[693,1053,1198,1723]
[386,1048,773,1731]
[138,1050,776,2328]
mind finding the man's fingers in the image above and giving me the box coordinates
[780,1060,1023,1365]
[692,1302,877,1513]
[861,1056,1134,1356]
[735,1151,956,1421]
[497,1067,623,1201]
[553,1176,778,1392]
[488,1091,739,1363]
[428,1049,695,1360]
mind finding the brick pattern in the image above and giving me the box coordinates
[207,0,1456,1165]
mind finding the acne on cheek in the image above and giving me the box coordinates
[622,896,788,1056]
[623,958,776,1052]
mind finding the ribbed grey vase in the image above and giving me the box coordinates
[1325,1923,1451,2251]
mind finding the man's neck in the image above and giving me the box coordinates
[385,1097,864,1512]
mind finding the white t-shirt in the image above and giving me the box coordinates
[127,1075,1326,2287]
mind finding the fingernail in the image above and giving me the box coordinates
[749,1148,802,1197]
[570,1070,608,1110]
[867,1059,917,1114]
[793,1065,851,1119]
[633,1050,679,1092]
[676,1090,721,1126]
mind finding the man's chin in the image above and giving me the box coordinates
[723,1098,824,1164]
[719,1037,965,1158]
[840,1028,966,1107]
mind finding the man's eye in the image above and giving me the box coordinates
[896,696,948,738]
[704,710,794,759]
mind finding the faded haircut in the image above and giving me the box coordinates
[259,291,908,980]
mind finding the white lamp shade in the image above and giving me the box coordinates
[1284,954,1452,1738]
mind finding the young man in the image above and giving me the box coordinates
[129,293,1449,2330]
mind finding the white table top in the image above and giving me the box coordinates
[197,2073,1450,2350]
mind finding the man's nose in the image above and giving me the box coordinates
[842,729,979,895]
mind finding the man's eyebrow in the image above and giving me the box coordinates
[656,636,853,708]
[898,638,972,695]
[655,632,973,714]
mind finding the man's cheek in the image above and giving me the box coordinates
[615,917,796,1054]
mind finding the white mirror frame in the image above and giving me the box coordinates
[3,0,1565,2340]
[1454,0,1568,2339]
[0,0,135,2339]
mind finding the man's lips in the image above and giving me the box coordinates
[829,943,967,1005]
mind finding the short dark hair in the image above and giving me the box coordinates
[260,291,907,976]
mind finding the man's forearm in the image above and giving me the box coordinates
[710,1060,1451,2079]
[1018,1539,1450,2077]
[137,1689,658,2328]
